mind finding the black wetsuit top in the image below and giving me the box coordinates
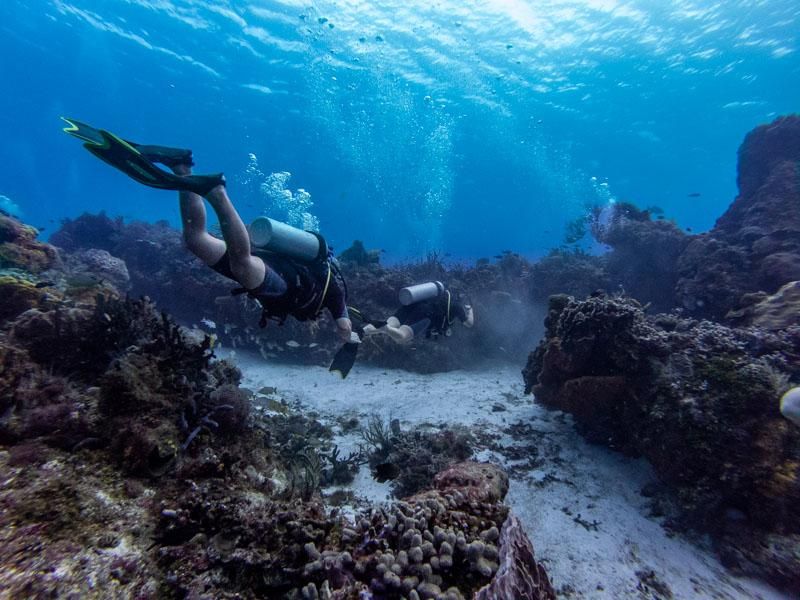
[211,251,348,322]
[393,291,467,337]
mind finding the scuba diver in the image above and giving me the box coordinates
[362,281,474,344]
[61,118,357,356]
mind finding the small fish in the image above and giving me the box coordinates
[34,281,55,288]
[687,192,701,198]
[686,227,693,232]
[373,462,400,482]
[286,340,301,348]
[200,318,217,329]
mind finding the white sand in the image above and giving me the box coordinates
[230,351,789,600]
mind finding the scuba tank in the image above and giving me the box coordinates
[249,216,327,263]
[399,281,445,306]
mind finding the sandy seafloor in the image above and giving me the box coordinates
[226,350,789,600]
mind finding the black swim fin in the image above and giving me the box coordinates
[61,117,220,195]
[329,342,359,379]
[61,117,194,167]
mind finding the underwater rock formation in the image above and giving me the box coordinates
[591,202,689,312]
[523,293,800,591]
[527,249,608,305]
[50,216,549,371]
[66,248,131,293]
[0,272,48,322]
[727,280,800,331]
[339,239,382,267]
[49,211,124,252]
[675,115,800,319]
[362,417,475,498]
[474,514,555,600]
[0,291,247,596]
[0,213,58,273]
[0,218,554,597]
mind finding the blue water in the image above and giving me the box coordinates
[1,0,798,261]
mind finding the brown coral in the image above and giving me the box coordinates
[0,213,58,273]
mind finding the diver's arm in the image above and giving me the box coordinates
[327,290,358,343]
[463,304,475,327]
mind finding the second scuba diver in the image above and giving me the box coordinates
[61,118,357,347]
[362,281,474,344]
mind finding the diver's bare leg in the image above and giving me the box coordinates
[203,185,265,290]
[384,317,414,344]
[174,165,226,265]
[173,165,264,290]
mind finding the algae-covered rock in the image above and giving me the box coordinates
[0,213,58,273]
[0,272,43,322]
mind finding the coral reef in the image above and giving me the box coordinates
[0,213,58,273]
[474,514,556,600]
[727,280,800,330]
[523,293,800,591]
[1,213,554,598]
[66,248,131,293]
[591,203,690,312]
[49,215,550,372]
[0,272,48,322]
[527,249,608,304]
[675,115,800,319]
[49,211,124,252]
[363,417,475,498]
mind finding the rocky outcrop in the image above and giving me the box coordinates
[0,213,58,273]
[475,514,555,600]
[592,203,690,312]
[727,280,800,330]
[676,115,800,319]
[50,215,550,372]
[523,293,800,591]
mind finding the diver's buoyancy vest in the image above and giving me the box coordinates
[236,250,338,327]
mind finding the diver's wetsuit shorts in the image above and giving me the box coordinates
[210,250,288,298]
[210,251,350,320]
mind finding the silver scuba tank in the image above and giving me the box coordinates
[249,216,326,262]
[398,281,445,306]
